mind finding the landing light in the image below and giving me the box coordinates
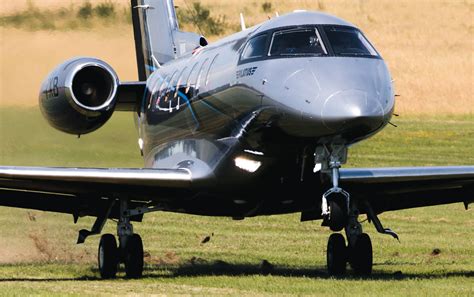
[234,157,262,173]
[313,163,322,173]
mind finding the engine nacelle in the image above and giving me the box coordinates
[39,57,119,135]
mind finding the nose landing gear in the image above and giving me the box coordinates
[321,161,350,231]
[326,205,373,276]
[316,145,396,276]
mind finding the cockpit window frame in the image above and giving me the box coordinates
[238,24,381,65]
[239,33,271,64]
[321,25,381,58]
[268,27,328,57]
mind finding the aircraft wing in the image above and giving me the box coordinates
[0,166,192,220]
[340,166,474,213]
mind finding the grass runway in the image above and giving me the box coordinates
[0,108,473,296]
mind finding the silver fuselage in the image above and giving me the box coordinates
[138,12,394,191]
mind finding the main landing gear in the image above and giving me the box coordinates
[77,198,144,279]
[98,233,144,279]
[316,145,398,276]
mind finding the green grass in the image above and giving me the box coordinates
[0,107,473,296]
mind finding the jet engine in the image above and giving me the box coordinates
[39,57,119,135]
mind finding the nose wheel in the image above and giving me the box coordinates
[327,233,347,275]
[326,232,373,276]
[348,233,373,275]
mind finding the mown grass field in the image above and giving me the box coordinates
[0,108,473,296]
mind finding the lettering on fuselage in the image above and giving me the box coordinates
[236,67,258,79]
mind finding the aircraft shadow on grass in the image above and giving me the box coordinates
[0,261,472,282]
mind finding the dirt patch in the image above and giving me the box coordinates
[145,251,181,265]
[0,232,42,263]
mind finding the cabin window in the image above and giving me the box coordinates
[155,71,177,110]
[175,67,188,99]
[186,62,199,97]
[195,58,209,92]
[149,75,165,109]
[323,26,378,57]
[241,34,268,61]
[150,75,168,110]
[206,54,219,86]
[269,28,327,56]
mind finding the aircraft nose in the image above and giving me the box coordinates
[321,89,384,132]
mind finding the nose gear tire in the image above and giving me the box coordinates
[328,200,347,232]
[327,233,347,275]
[349,233,373,275]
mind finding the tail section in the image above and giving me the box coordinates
[131,0,207,81]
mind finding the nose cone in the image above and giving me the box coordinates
[322,89,384,132]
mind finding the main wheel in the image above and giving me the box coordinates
[98,234,118,279]
[349,233,373,275]
[327,233,347,276]
[328,200,347,232]
[124,234,144,278]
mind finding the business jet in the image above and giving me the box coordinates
[0,0,472,278]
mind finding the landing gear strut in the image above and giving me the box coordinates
[316,145,393,276]
[318,145,350,232]
[98,199,144,279]
[77,197,145,279]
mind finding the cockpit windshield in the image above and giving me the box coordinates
[323,26,379,57]
[238,25,380,65]
[269,28,327,56]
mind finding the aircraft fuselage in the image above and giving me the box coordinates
[138,12,394,214]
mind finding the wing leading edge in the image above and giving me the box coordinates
[0,166,193,219]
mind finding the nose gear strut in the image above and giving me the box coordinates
[316,145,350,232]
[321,161,351,231]
[315,145,399,276]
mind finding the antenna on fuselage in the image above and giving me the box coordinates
[240,13,247,31]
